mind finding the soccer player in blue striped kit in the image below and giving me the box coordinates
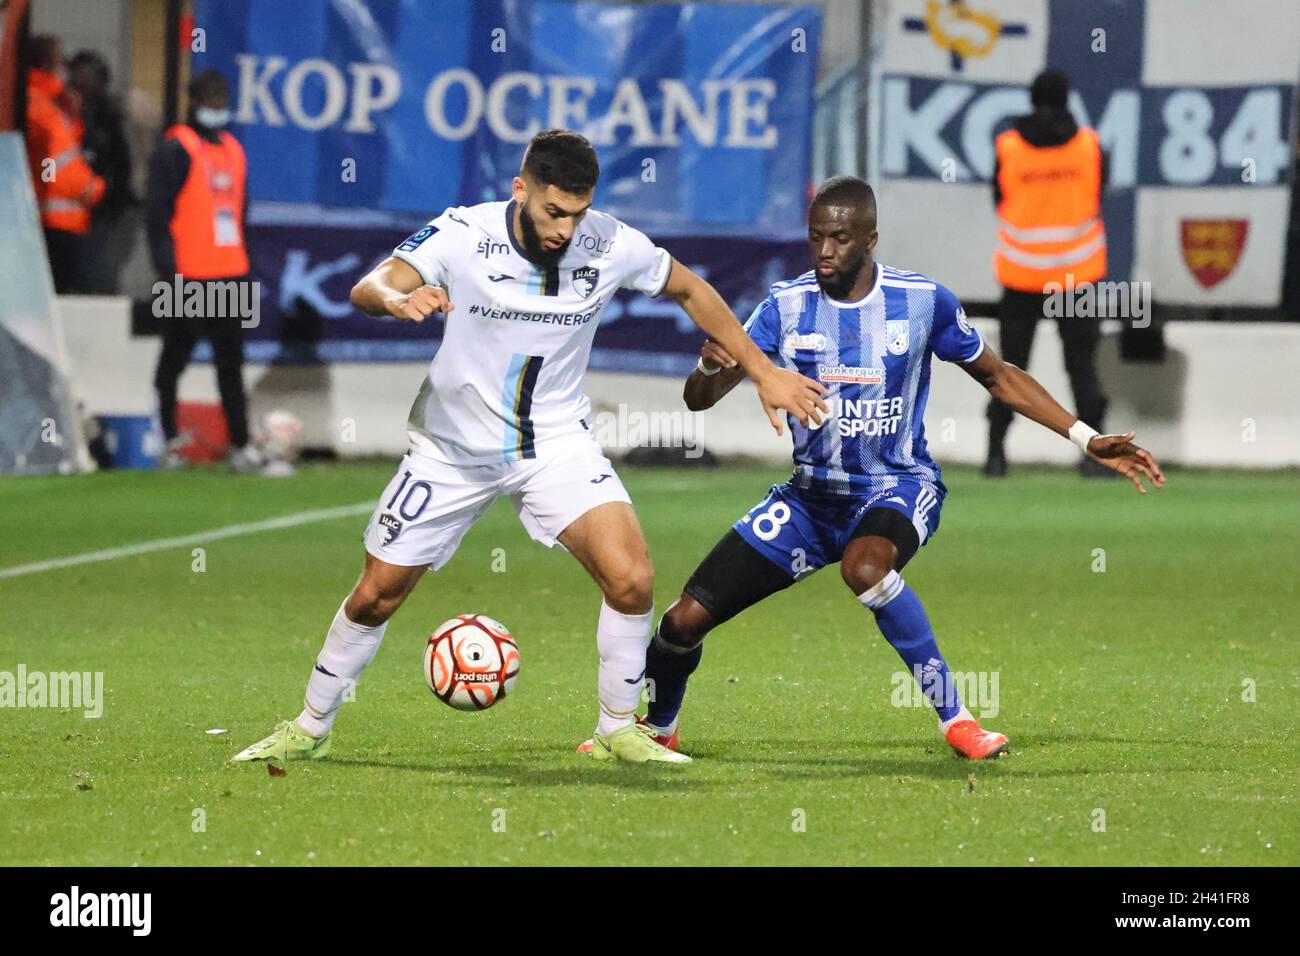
[596,176,1165,760]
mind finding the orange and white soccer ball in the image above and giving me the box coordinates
[423,614,520,711]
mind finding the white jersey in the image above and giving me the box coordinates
[391,200,672,465]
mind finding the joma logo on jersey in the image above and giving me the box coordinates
[818,363,884,384]
[477,238,508,259]
[572,267,600,298]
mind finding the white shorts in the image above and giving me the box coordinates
[362,436,632,569]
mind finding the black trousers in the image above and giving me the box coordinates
[43,228,84,294]
[153,282,251,448]
[986,287,1108,452]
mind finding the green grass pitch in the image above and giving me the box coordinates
[1,462,1296,866]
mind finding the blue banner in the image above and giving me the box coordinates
[192,0,821,237]
[203,220,810,374]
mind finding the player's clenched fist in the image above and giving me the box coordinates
[386,284,454,322]
[698,340,738,372]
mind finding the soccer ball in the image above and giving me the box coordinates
[258,409,304,477]
[423,614,520,711]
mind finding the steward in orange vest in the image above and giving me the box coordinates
[146,89,249,281]
[985,69,1110,479]
[148,69,263,473]
[994,125,1106,292]
[24,36,105,292]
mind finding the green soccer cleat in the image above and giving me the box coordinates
[588,720,691,764]
[229,719,331,763]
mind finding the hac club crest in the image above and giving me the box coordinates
[572,266,599,298]
[886,320,910,356]
[377,513,403,546]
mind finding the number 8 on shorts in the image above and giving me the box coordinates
[752,501,791,542]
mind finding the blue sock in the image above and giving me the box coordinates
[858,571,963,723]
[644,625,702,731]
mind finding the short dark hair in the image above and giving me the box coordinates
[27,35,62,71]
[188,69,229,103]
[70,50,110,84]
[1031,69,1070,109]
[521,129,600,194]
[812,175,877,220]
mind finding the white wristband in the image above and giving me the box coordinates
[695,357,721,376]
[1068,419,1099,452]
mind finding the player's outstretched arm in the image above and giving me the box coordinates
[683,340,748,411]
[662,260,827,434]
[961,346,1166,494]
[350,257,454,322]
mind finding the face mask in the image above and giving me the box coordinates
[195,107,230,129]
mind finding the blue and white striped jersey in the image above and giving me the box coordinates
[743,262,983,494]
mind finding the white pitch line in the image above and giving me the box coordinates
[0,502,373,581]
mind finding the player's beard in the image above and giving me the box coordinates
[816,253,868,300]
[518,201,570,269]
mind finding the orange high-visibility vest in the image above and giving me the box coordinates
[166,124,249,279]
[994,127,1106,292]
[25,68,104,234]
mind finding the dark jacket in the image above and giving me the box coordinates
[79,92,135,217]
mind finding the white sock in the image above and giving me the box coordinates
[595,600,652,737]
[296,602,388,737]
[857,569,905,609]
[643,715,678,736]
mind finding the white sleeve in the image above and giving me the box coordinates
[391,207,468,288]
[617,223,673,296]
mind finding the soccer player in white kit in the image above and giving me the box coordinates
[232,129,827,764]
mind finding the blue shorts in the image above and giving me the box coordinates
[733,478,944,579]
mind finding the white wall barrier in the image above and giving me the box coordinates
[59,295,1300,469]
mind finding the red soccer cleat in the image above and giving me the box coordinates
[576,714,679,753]
[945,716,1010,760]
